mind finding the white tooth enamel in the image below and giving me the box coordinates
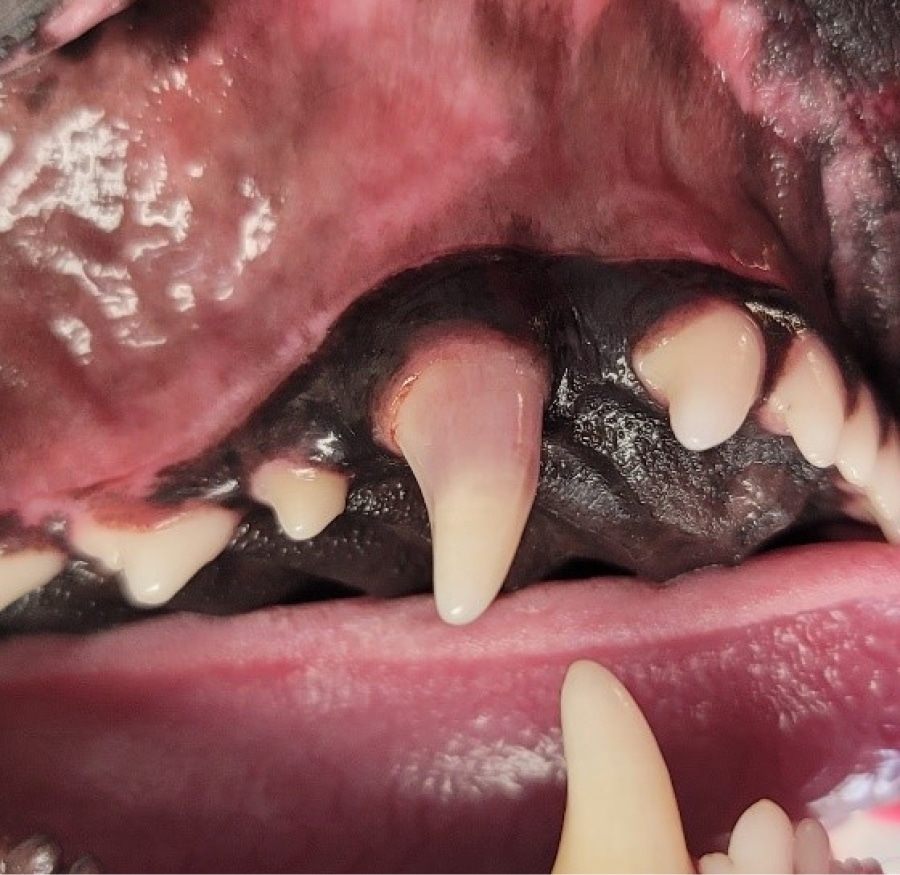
[793,817,833,874]
[250,459,348,540]
[865,426,900,543]
[835,386,881,488]
[763,332,846,468]
[552,660,693,874]
[726,799,794,873]
[70,506,238,606]
[633,302,765,452]
[698,853,736,874]
[0,547,66,611]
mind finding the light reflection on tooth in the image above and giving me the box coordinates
[70,505,238,606]
[762,332,846,468]
[835,386,881,488]
[552,660,693,874]
[0,547,66,611]
[388,336,546,626]
[866,426,900,543]
[632,301,765,452]
[250,459,348,540]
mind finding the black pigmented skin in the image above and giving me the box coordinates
[0,250,849,634]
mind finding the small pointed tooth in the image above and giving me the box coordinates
[0,548,65,611]
[793,817,833,874]
[250,459,349,540]
[552,660,693,874]
[633,301,765,451]
[70,505,238,606]
[698,853,736,874]
[865,426,900,543]
[763,332,846,468]
[726,799,794,873]
[389,338,546,625]
[835,387,881,488]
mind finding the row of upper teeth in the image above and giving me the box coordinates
[2,298,898,623]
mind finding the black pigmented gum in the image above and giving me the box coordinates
[0,250,850,635]
[0,0,58,61]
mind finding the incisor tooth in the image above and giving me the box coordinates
[726,799,794,873]
[70,505,237,606]
[632,301,765,452]
[552,660,693,874]
[386,335,546,625]
[793,817,833,874]
[762,332,846,468]
[250,459,348,540]
[0,547,66,611]
[835,387,881,488]
[866,426,900,543]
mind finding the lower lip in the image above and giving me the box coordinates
[0,540,898,870]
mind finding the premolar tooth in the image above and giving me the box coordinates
[762,331,846,468]
[250,459,349,540]
[632,301,765,451]
[552,660,693,874]
[835,386,881,488]
[0,547,65,611]
[70,505,238,606]
[865,425,900,543]
[385,335,546,625]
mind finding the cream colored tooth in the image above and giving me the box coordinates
[865,426,900,543]
[632,301,765,452]
[762,332,846,468]
[793,817,833,874]
[250,459,349,540]
[698,853,736,874]
[0,547,66,611]
[726,799,794,873]
[388,337,546,626]
[835,386,881,488]
[552,660,693,874]
[70,506,238,607]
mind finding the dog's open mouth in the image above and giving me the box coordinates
[1,0,900,871]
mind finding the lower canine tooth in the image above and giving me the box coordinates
[249,459,349,540]
[632,300,765,452]
[835,386,881,488]
[0,547,66,611]
[383,334,547,626]
[762,331,846,468]
[552,660,693,874]
[70,505,238,606]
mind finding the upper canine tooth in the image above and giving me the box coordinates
[834,385,881,488]
[380,333,547,626]
[632,301,765,452]
[250,459,349,540]
[552,660,693,874]
[0,547,66,611]
[761,331,846,468]
[69,504,238,607]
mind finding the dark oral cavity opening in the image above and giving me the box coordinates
[1,0,900,871]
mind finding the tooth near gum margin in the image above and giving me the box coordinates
[69,505,238,607]
[762,331,846,468]
[632,301,765,452]
[835,386,881,488]
[793,817,833,875]
[865,424,900,543]
[249,459,349,540]
[725,799,794,873]
[0,547,66,611]
[387,336,546,626]
[551,660,693,874]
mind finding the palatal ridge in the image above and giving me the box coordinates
[1,296,898,622]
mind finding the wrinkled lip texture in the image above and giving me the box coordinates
[1,542,900,872]
[2,0,900,870]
